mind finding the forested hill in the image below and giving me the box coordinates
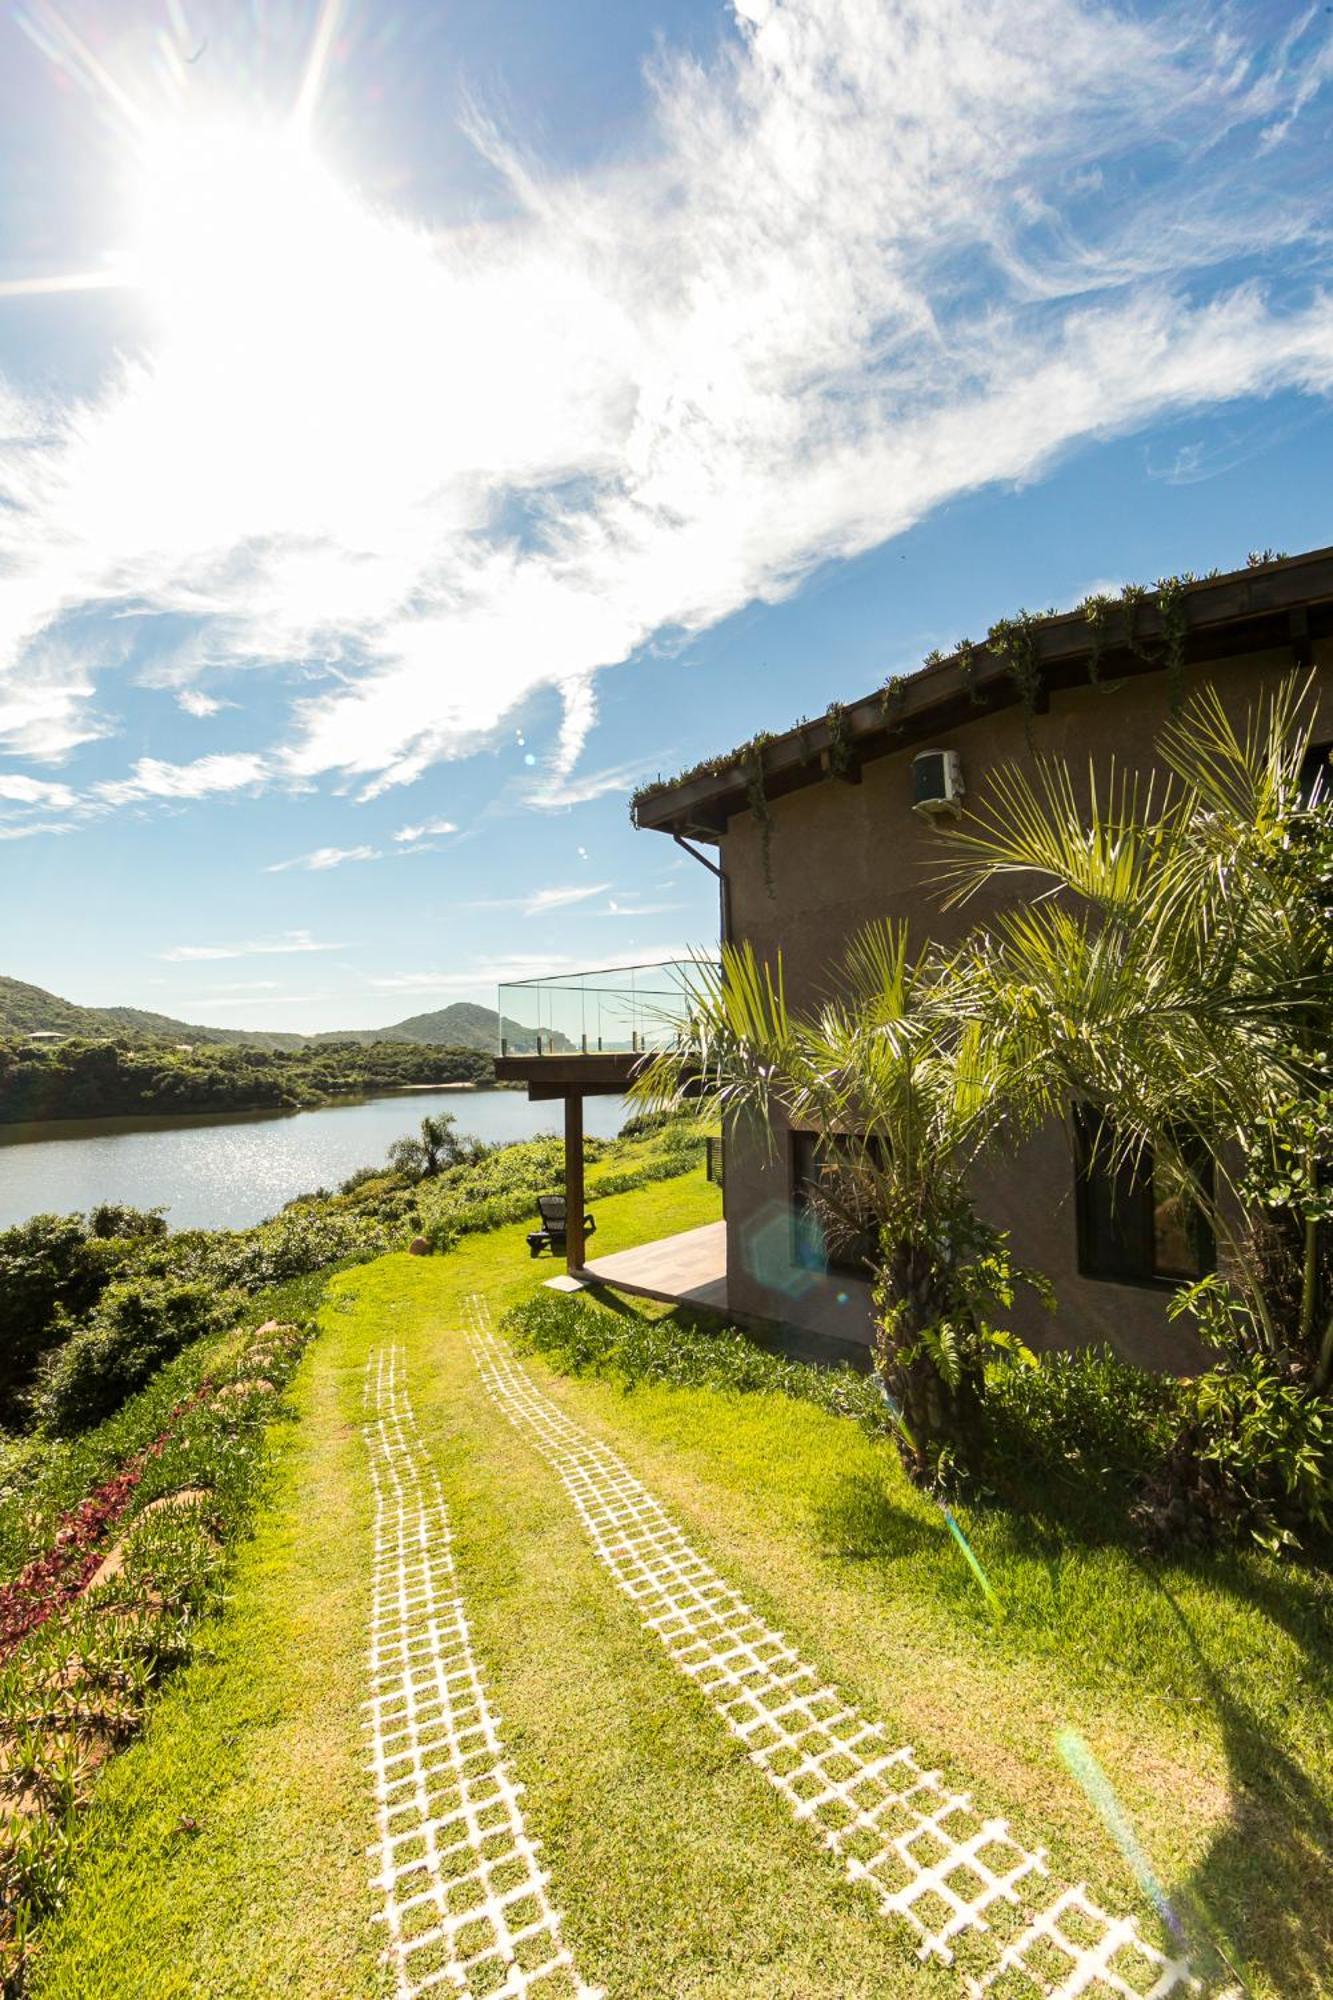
[0,976,304,1049]
[0,1037,494,1124]
[0,976,541,1054]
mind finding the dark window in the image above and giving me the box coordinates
[1074,1111,1214,1286]
[791,1131,881,1279]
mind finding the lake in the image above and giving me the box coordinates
[0,1089,631,1232]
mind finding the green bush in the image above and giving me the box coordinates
[33,1278,226,1436]
[1139,1360,1333,1555]
[0,1215,140,1417]
[983,1346,1181,1488]
[172,1206,394,1292]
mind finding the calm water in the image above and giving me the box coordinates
[0,1090,631,1232]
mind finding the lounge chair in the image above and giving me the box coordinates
[527,1193,596,1259]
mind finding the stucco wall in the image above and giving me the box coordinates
[716,643,1333,1372]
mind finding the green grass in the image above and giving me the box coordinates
[28,1163,1332,1997]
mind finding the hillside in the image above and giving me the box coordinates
[0,976,305,1049]
[312,1002,564,1054]
[0,975,549,1054]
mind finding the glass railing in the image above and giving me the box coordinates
[497,959,717,1056]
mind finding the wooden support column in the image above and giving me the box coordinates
[564,1089,585,1271]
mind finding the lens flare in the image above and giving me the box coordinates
[1057,1728,1182,1940]
[878,1382,1005,1617]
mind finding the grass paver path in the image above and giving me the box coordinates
[362,1344,600,2000]
[465,1297,1203,2000]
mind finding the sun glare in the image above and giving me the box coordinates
[126,120,351,334]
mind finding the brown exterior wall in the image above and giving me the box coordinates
[717,642,1333,1372]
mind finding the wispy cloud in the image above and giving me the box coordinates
[523,765,645,811]
[265,843,381,873]
[159,928,347,961]
[467,881,613,916]
[0,818,77,840]
[96,753,269,808]
[2,0,1333,809]
[596,899,683,918]
[393,818,458,842]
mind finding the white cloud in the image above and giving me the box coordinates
[176,688,226,717]
[0,774,76,807]
[597,900,684,917]
[393,818,458,842]
[467,881,614,916]
[265,843,381,873]
[96,752,268,807]
[159,928,346,961]
[0,819,77,840]
[1,0,1333,806]
[523,765,645,810]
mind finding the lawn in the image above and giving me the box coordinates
[28,1164,1331,1998]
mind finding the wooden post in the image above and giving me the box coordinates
[564,1090,585,1271]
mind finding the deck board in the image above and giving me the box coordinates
[576,1221,728,1313]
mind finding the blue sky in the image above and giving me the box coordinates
[1,0,1332,1032]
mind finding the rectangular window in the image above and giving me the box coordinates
[790,1131,881,1279]
[1074,1111,1214,1286]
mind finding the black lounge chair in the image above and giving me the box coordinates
[527,1193,596,1258]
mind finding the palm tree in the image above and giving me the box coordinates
[939,674,1333,1390]
[387,1111,463,1180]
[633,926,1040,1486]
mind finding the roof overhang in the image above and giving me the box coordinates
[632,546,1333,842]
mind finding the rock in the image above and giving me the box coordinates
[409,1236,431,1257]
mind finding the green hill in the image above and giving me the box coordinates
[312,1002,563,1054]
[0,976,551,1054]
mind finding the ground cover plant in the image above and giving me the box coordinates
[0,1279,322,1988]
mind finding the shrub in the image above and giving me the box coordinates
[173,1207,393,1292]
[984,1346,1181,1490]
[0,1216,137,1417]
[1136,1361,1333,1555]
[33,1279,225,1436]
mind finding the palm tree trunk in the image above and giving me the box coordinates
[876,1243,984,1485]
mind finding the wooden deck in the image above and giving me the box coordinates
[569,1221,728,1313]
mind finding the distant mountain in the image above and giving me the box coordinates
[312,1003,567,1054]
[0,975,557,1055]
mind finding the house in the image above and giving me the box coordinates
[498,547,1333,1373]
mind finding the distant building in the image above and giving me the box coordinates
[26,1030,67,1045]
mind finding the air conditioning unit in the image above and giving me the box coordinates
[912,748,964,816]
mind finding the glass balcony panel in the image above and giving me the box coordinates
[497,959,716,1056]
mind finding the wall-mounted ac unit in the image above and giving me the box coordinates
[912,748,964,816]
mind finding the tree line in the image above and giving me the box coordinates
[0,1036,494,1124]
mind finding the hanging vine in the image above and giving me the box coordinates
[955,639,983,706]
[879,674,909,734]
[1156,574,1190,714]
[796,719,815,766]
[741,731,776,897]
[1120,582,1155,664]
[987,611,1043,744]
[1079,593,1115,689]
[825,699,856,778]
